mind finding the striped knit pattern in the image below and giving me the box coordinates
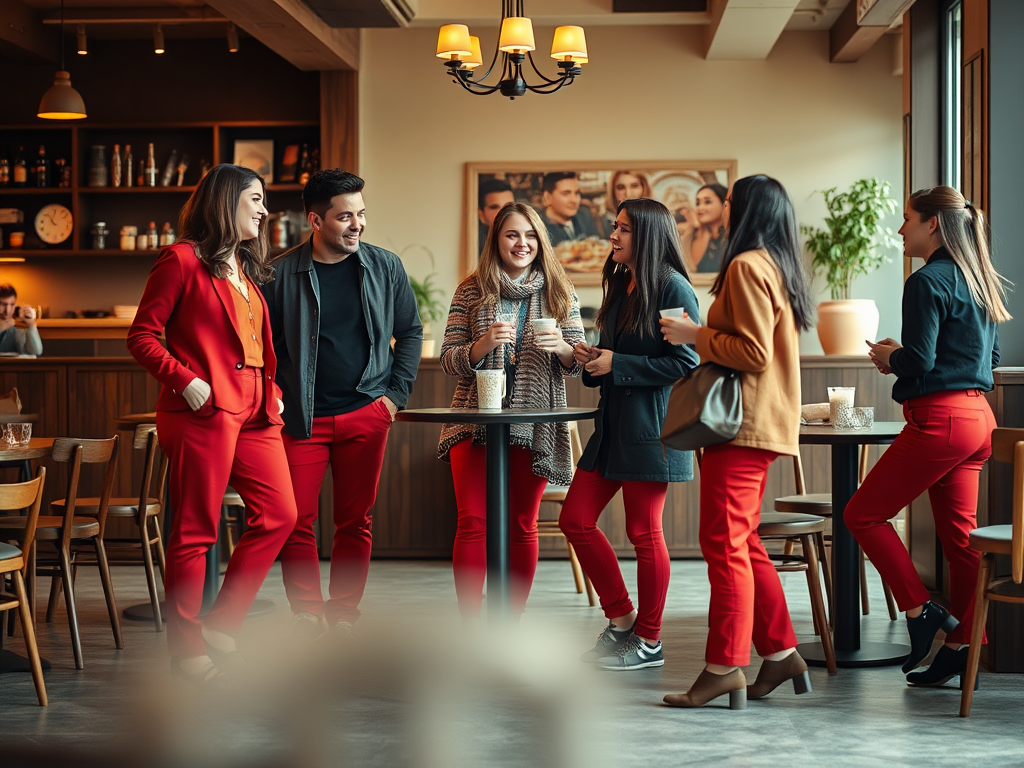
[437,270,586,485]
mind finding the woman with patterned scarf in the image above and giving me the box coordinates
[439,202,586,619]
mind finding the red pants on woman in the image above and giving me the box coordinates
[449,441,548,615]
[558,468,670,640]
[699,444,797,667]
[279,400,393,625]
[846,389,994,645]
[157,367,298,659]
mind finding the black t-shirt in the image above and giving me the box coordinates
[312,256,374,416]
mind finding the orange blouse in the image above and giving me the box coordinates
[228,275,265,368]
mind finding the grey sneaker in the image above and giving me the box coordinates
[581,621,632,663]
[290,612,327,642]
[328,620,355,641]
[597,631,664,670]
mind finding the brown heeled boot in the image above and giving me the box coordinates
[747,652,812,699]
[663,668,747,710]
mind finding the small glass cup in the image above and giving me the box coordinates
[1,425,14,445]
[6,423,30,445]
[851,406,874,429]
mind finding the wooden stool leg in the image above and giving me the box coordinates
[960,554,992,717]
[59,546,84,670]
[882,579,898,621]
[13,570,47,706]
[45,573,61,623]
[859,555,870,615]
[566,541,585,594]
[94,539,124,650]
[153,517,166,581]
[139,519,164,632]
[584,570,597,607]
[803,534,837,675]
[815,531,833,628]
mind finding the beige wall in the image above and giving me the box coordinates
[359,24,904,354]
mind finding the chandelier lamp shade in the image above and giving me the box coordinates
[37,0,87,120]
[435,1,588,99]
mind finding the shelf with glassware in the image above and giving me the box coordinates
[0,121,318,258]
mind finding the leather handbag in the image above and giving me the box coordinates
[660,363,743,451]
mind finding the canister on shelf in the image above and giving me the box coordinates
[90,222,109,250]
[136,233,149,250]
[120,225,137,250]
[88,145,108,187]
[159,222,176,246]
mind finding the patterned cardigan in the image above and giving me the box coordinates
[437,273,586,485]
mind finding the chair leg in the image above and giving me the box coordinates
[45,573,61,623]
[152,517,166,582]
[59,546,84,670]
[882,579,898,621]
[565,540,585,594]
[139,520,164,632]
[93,539,124,649]
[13,571,47,706]
[583,570,597,607]
[802,534,837,676]
[859,555,870,616]
[815,532,833,629]
[960,554,992,717]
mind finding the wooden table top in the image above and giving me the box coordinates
[396,407,600,425]
[114,412,157,431]
[0,437,55,462]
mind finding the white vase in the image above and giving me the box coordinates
[816,299,880,356]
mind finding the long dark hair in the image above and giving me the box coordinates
[178,164,272,283]
[597,198,690,338]
[711,175,814,332]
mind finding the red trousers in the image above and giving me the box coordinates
[559,467,670,640]
[846,389,994,645]
[157,367,298,659]
[279,400,393,625]
[699,444,797,666]
[449,441,548,615]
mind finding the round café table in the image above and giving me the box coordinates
[796,421,910,668]
[0,414,42,481]
[395,407,599,619]
[0,437,54,674]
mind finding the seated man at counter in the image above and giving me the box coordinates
[0,284,42,356]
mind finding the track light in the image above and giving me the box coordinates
[227,22,239,53]
[76,24,87,55]
[153,23,165,54]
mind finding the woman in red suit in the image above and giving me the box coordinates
[128,164,298,686]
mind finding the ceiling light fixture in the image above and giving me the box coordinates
[435,0,588,99]
[76,24,87,55]
[153,23,165,54]
[37,0,87,120]
[227,22,240,53]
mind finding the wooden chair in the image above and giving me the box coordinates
[0,436,122,670]
[774,450,897,623]
[960,427,1024,717]
[51,424,167,632]
[0,469,47,706]
[537,422,597,605]
[757,511,838,675]
[221,487,245,560]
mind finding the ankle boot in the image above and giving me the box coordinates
[903,602,958,673]
[664,668,747,710]
[747,652,813,699]
[906,645,978,690]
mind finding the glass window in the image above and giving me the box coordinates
[942,1,963,189]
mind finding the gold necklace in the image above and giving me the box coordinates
[227,267,257,343]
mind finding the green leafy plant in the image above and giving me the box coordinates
[401,245,447,326]
[801,178,901,301]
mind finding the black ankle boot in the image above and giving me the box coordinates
[903,602,958,673]
[906,645,978,689]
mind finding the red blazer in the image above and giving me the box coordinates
[128,241,284,423]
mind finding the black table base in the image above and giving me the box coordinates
[799,640,910,669]
[485,422,511,619]
[0,649,51,674]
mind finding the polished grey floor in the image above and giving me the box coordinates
[2,557,1022,767]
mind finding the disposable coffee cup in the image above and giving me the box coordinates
[658,307,687,319]
[476,369,506,410]
[530,317,558,334]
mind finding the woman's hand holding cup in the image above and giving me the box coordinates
[659,308,699,346]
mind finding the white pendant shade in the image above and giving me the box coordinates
[550,26,588,60]
[37,71,88,120]
[436,24,473,59]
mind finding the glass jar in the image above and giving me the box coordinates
[88,145,108,187]
[90,222,109,250]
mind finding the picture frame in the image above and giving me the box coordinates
[233,139,275,184]
[278,143,300,183]
[467,160,737,287]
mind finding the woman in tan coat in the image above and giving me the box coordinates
[659,175,815,709]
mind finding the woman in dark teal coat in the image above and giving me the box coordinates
[560,197,699,671]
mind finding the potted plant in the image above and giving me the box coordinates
[801,178,900,355]
[403,246,447,357]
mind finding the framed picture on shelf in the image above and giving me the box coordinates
[233,140,274,184]
[278,144,300,183]
[466,160,736,287]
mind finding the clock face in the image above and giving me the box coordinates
[34,203,73,245]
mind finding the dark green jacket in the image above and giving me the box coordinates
[578,271,700,482]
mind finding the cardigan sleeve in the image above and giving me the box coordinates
[695,257,777,373]
[440,279,483,378]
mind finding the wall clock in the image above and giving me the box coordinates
[34,203,73,245]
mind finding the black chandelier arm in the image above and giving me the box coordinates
[523,74,577,95]
[446,64,508,95]
[524,51,565,85]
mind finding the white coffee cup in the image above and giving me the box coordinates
[476,369,506,410]
[658,307,687,319]
[530,317,558,334]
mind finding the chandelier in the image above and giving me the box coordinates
[435,1,588,99]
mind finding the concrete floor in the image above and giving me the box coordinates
[1,557,1022,767]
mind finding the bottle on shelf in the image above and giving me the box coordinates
[297,143,311,186]
[34,145,49,188]
[145,143,158,187]
[12,146,27,188]
[0,149,9,187]
[310,147,320,175]
[111,144,122,188]
[88,145,108,187]
[175,154,190,186]
[147,221,158,249]
[159,222,176,246]
[54,158,71,188]
[161,149,178,187]
[124,145,134,188]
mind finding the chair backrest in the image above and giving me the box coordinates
[132,424,167,524]
[0,468,46,576]
[51,435,119,544]
[991,427,1024,584]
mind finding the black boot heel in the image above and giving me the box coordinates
[729,688,747,710]
[958,673,980,692]
[903,602,957,673]
[940,614,959,634]
[792,670,812,695]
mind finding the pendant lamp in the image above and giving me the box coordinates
[38,0,87,120]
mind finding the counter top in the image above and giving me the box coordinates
[36,318,133,328]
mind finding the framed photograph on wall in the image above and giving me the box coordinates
[466,160,737,287]
[233,140,275,184]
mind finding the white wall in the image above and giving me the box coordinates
[359,24,904,354]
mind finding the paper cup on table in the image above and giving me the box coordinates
[827,386,856,428]
[658,307,687,319]
[530,317,558,334]
[476,369,506,410]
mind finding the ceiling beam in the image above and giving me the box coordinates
[829,0,889,63]
[705,0,802,61]
[0,0,57,63]
[205,0,359,71]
